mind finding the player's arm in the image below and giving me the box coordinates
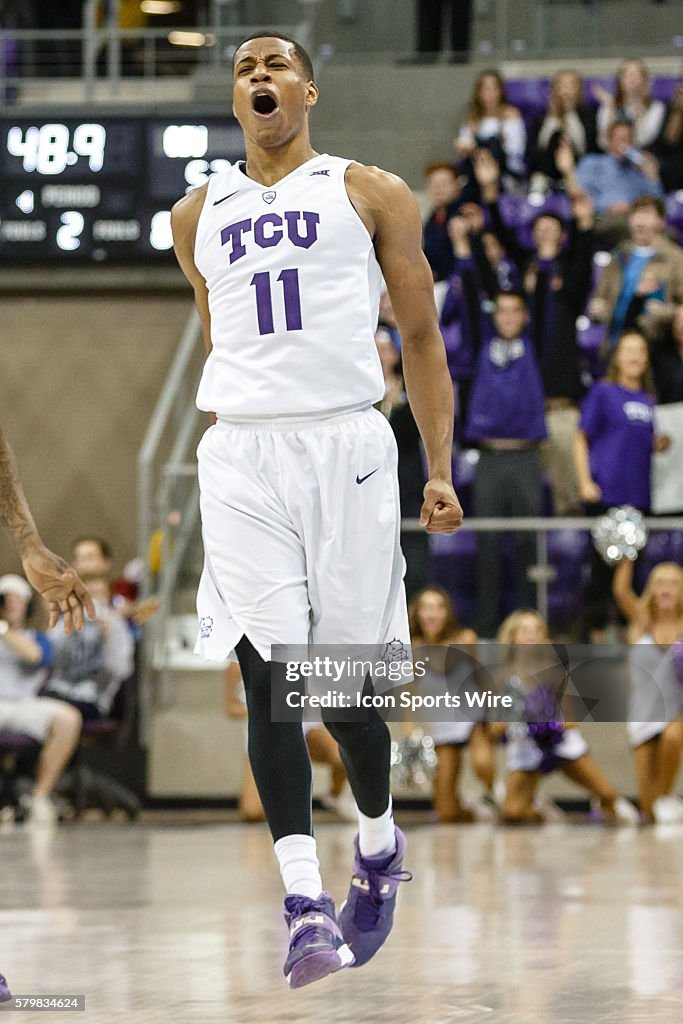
[346,164,462,533]
[0,426,42,555]
[171,183,213,356]
[0,427,95,634]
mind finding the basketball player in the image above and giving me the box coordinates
[0,427,94,635]
[172,32,462,988]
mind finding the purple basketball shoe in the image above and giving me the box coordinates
[283,891,355,989]
[0,973,11,1002]
[338,827,412,967]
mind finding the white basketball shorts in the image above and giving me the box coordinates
[195,405,410,662]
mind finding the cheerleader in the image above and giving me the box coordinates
[494,610,638,824]
[409,586,496,822]
[614,559,683,823]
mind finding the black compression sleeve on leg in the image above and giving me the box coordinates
[322,706,392,818]
[235,635,313,841]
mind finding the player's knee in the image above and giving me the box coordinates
[321,716,370,749]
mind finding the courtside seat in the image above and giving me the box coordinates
[0,731,39,752]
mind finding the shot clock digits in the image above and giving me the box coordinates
[7,123,107,175]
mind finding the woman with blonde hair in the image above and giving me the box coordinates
[494,609,637,824]
[408,586,495,822]
[595,59,666,152]
[614,559,683,822]
[527,69,597,189]
[454,69,527,185]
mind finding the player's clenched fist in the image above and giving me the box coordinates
[419,479,464,533]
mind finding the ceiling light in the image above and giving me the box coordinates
[141,1,182,14]
[168,31,215,47]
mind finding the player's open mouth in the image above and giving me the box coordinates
[252,93,279,116]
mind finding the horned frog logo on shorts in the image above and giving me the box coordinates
[381,638,409,663]
[199,616,214,639]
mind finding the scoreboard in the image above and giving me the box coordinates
[0,116,245,262]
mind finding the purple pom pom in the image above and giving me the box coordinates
[523,684,565,761]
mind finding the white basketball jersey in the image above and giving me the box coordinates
[194,153,385,418]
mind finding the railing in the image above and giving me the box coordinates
[0,9,313,106]
[145,506,683,694]
[404,516,683,623]
[136,306,204,739]
[2,0,682,108]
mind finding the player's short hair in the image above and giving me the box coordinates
[424,161,458,178]
[629,195,665,218]
[233,31,315,83]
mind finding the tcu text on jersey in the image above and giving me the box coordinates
[221,211,320,264]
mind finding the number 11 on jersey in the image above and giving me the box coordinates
[250,269,302,335]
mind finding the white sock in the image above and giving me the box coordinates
[274,834,323,899]
[357,798,396,859]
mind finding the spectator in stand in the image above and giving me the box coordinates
[567,120,663,238]
[422,161,464,282]
[454,71,527,189]
[613,559,683,823]
[440,200,521,433]
[573,331,670,640]
[71,536,115,593]
[527,69,597,193]
[652,75,683,191]
[587,196,683,346]
[473,147,596,513]
[648,304,683,404]
[0,574,82,825]
[594,59,667,154]
[71,535,158,629]
[451,232,546,635]
[45,574,135,722]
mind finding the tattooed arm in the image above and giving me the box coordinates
[0,427,95,634]
[0,426,42,553]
